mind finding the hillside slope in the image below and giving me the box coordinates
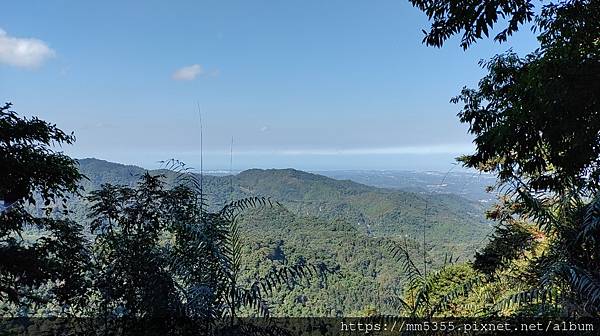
[77,159,490,255]
[72,158,491,315]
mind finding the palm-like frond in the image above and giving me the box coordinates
[386,240,422,289]
[495,287,561,313]
[579,195,600,242]
[383,296,412,312]
[565,267,600,311]
[249,262,332,299]
[209,195,330,320]
[430,274,488,316]
[219,197,280,220]
[159,159,206,208]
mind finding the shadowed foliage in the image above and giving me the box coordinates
[86,169,330,326]
[412,0,600,317]
[409,0,535,49]
[0,102,91,314]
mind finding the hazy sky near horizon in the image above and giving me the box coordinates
[1,1,538,171]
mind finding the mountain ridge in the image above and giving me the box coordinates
[71,158,492,316]
[75,158,489,245]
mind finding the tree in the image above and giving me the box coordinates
[88,174,181,318]
[411,0,600,315]
[0,102,90,314]
[86,168,328,328]
[410,0,534,50]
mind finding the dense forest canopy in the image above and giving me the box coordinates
[1,0,600,334]
[74,158,491,316]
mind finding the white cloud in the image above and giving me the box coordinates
[172,64,204,81]
[0,28,55,68]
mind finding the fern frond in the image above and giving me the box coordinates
[495,287,559,312]
[566,267,600,309]
[386,240,423,288]
[383,296,411,312]
[512,186,557,233]
[219,196,280,220]
[235,287,271,317]
[250,262,332,298]
[579,196,600,242]
[430,274,488,316]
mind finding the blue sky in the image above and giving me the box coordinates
[1,1,538,171]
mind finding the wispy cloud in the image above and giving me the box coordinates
[171,64,204,81]
[81,122,117,130]
[174,144,474,156]
[270,144,474,156]
[0,28,55,68]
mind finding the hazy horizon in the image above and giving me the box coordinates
[78,155,482,174]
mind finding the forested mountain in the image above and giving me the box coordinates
[77,158,490,253]
[71,158,491,316]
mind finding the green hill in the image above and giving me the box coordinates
[77,159,490,253]
[73,158,491,316]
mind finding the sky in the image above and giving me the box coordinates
[1,1,538,171]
